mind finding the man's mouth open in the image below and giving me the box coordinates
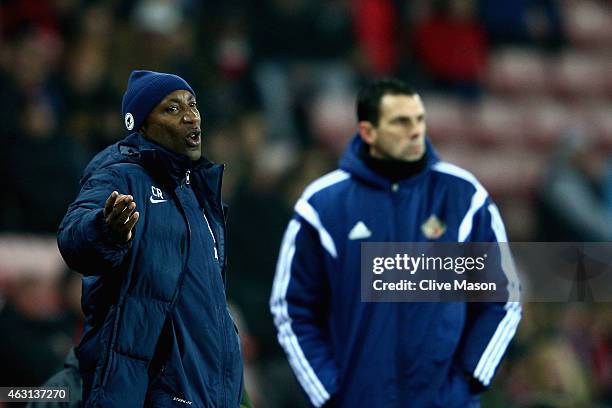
[186,130,201,147]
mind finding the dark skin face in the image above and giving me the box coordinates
[141,89,202,161]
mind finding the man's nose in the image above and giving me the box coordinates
[183,109,200,123]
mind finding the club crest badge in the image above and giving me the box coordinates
[125,112,134,130]
[421,215,446,240]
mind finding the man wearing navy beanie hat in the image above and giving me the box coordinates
[58,71,251,407]
[122,71,194,134]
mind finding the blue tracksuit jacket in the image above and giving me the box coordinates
[270,135,521,407]
[57,133,242,407]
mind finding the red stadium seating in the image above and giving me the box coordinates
[486,48,549,95]
[437,143,546,198]
[523,98,574,148]
[552,51,609,98]
[562,0,612,49]
[471,97,528,146]
[421,94,468,143]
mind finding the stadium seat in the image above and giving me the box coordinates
[310,92,356,155]
[437,143,546,198]
[586,102,612,149]
[552,51,608,98]
[562,0,612,49]
[486,48,550,95]
[523,98,573,149]
[471,97,528,146]
[422,94,467,143]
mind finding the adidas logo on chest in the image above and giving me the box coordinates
[348,221,372,240]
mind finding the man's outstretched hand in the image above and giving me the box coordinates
[104,191,140,243]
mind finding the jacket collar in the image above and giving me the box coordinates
[113,132,215,189]
[137,133,204,180]
[81,132,224,204]
[133,133,225,211]
[338,133,439,190]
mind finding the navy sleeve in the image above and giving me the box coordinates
[456,200,521,389]
[57,166,132,276]
[270,216,339,407]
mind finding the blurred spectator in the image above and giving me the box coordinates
[413,0,489,100]
[226,114,295,361]
[130,0,197,77]
[60,40,119,154]
[28,347,83,408]
[220,113,336,407]
[22,270,84,407]
[538,129,612,241]
[478,0,566,51]
[0,272,75,387]
[202,6,261,127]
[252,0,356,145]
[352,0,399,76]
[520,338,591,407]
[5,102,86,232]
[0,29,86,232]
[1,0,61,39]
[59,3,121,154]
[252,0,353,61]
[590,306,612,403]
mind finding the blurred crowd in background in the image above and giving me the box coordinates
[0,0,611,407]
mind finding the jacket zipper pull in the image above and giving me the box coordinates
[185,170,191,185]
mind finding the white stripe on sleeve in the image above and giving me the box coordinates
[302,170,350,201]
[431,162,488,242]
[270,220,331,407]
[473,204,521,385]
[295,199,337,258]
[291,169,350,258]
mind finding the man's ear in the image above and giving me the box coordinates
[358,121,376,145]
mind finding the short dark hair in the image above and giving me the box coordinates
[356,79,417,125]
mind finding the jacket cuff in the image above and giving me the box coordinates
[462,367,488,394]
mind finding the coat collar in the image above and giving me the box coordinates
[114,132,218,189]
[338,133,440,190]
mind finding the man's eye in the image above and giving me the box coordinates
[167,106,178,113]
[189,102,197,108]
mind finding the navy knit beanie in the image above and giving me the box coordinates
[121,70,195,132]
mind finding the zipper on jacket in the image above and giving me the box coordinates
[185,170,191,185]
[390,186,401,241]
[390,182,400,241]
[168,190,192,306]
